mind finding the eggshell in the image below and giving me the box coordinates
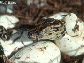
[0,31,33,57]
[0,15,19,29]
[56,13,84,56]
[55,32,84,56]
[55,13,84,56]
[9,41,61,63]
[64,13,84,36]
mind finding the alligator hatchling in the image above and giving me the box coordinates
[29,18,66,41]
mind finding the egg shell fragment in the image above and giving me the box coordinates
[9,41,61,63]
[0,31,33,57]
[55,32,84,56]
[0,15,19,29]
[65,13,84,36]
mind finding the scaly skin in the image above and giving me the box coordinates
[29,19,66,41]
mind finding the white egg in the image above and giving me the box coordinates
[55,13,84,56]
[0,15,19,29]
[0,31,33,57]
[9,41,61,63]
[55,30,84,56]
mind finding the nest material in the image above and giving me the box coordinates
[0,0,84,33]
